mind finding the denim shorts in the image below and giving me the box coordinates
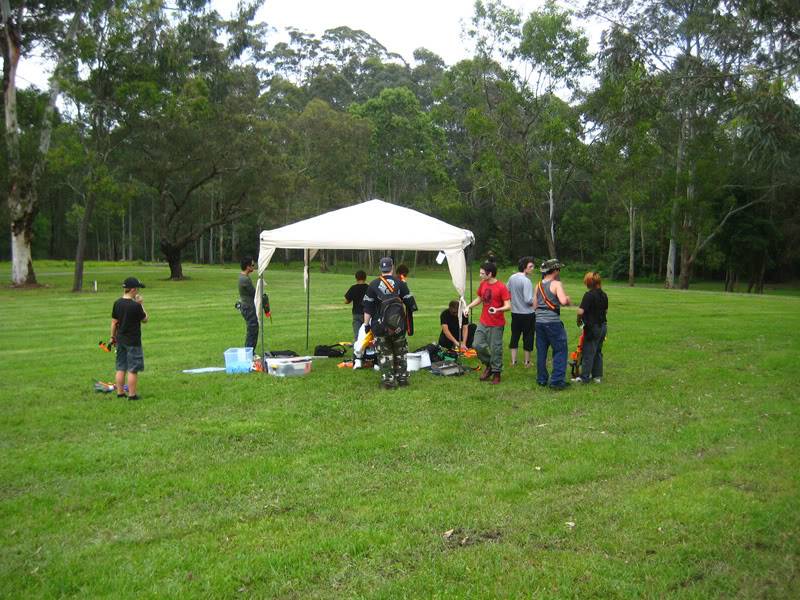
[116,344,145,373]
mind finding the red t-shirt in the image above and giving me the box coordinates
[477,279,510,327]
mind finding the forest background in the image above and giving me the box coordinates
[2,0,798,291]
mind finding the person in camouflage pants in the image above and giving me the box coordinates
[375,334,409,387]
[363,257,417,390]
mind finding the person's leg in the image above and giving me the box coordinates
[126,371,138,396]
[375,336,396,387]
[243,306,259,350]
[473,323,492,380]
[489,326,504,373]
[535,321,550,385]
[352,315,362,342]
[550,322,569,387]
[579,327,598,383]
[115,370,125,395]
[394,334,409,385]
[522,314,534,366]
[126,346,144,398]
[115,345,128,396]
[509,313,521,364]
[474,323,490,365]
[592,323,607,379]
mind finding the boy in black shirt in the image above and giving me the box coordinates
[111,277,149,400]
[344,270,369,341]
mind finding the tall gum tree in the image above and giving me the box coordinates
[1,0,89,285]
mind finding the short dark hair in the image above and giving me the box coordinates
[518,256,533,272]
[240,256,254,270]
[355,270,366,280]
[397,264,409,276]
[481,261,497,277]
[448,300,460,311]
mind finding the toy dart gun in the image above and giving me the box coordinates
[569,326,585,379]
[99,338,116,353]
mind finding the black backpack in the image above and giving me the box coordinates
[375,276,405,335]
[314,344,347,357]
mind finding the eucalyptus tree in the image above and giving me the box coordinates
[350,86,452,207]
[106,2,275,279]
[582,0,800,288]
[1,0,90,285]
[445,0,590,258]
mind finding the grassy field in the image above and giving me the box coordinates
[1,260,798,598]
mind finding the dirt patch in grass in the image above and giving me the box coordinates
[441,527,502,550]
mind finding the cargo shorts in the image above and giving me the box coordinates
[116,344,145,373]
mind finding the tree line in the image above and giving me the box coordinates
[2,0,798,291]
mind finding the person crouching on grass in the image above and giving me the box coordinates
[111,277,149,400]
[465,261,511,384]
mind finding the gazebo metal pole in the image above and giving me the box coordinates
[306,249,311,351]
[259,274,266,371]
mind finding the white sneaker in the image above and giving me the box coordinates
[593,378,602,384]
[571,377,583,383]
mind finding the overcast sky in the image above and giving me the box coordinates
[234,0,551,66]
[17,1,597,89]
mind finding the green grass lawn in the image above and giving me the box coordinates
[1,260,798,598]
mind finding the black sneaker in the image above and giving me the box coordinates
[379,382,397,390]
[116,394,126,398]
[397,379,409,387]
[127,395,141,400]
[549,382,570,391]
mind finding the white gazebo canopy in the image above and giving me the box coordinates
[255,199,475,333]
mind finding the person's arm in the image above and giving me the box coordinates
[460,323,469,350]
[525,279,535,307]
[344,286,353,304]
[465,297,479,311]
[135,294,148,323]
[110,318,119,341]
[362,286,375,325]
[441,323,459,347]
[553,281,571,306]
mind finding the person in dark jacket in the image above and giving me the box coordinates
[238,256,259,351]
[574,271,609,384]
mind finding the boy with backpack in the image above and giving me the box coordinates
[362,257,417,389]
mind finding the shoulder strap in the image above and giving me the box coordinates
[379,275,396,294]
[537,281,558,311]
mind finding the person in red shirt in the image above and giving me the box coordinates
[465,261,511,384]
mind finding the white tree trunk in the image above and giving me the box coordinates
[11,230,34,284]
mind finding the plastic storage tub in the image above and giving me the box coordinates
[266,357,312,377]
[405,351,431,371]
[224,347,253,374]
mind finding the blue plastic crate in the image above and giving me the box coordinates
[224,347,253,374]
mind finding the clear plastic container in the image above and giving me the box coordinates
[266,358,312,377]
[224,347,253,374]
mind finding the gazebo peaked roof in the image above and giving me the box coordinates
[258,199,474,254]
[254,199,475,344]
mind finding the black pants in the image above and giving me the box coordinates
[241,304,259,350]
[509,313,535,351]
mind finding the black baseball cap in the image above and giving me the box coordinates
[123,277,146,289]
[379,257,394,273]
